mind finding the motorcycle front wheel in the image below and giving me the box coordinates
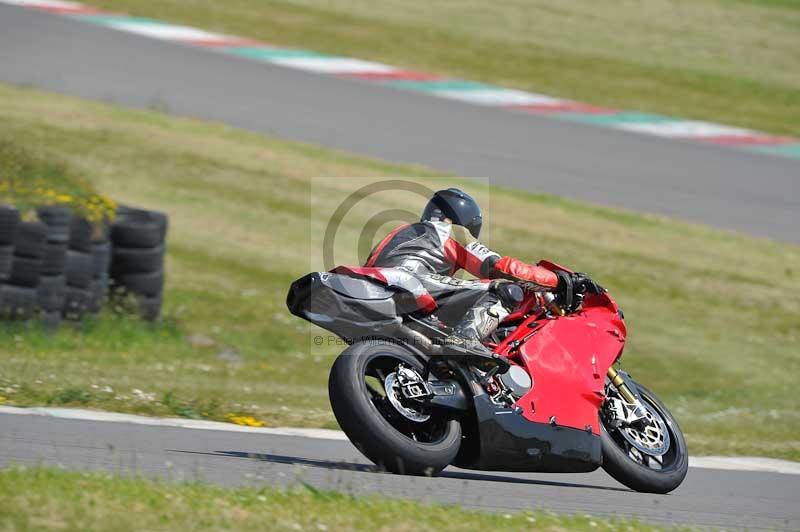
[329,341,461,476]
[600,380,689,494]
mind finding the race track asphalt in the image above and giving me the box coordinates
[2,412,798,530]
[0,4,797,243]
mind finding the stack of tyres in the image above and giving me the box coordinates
[1,220,46,320]
[88,228,111,315]
[37,206,72,330]
[110,206,168,320]
[62,216,94,321]
[0,205,20,282]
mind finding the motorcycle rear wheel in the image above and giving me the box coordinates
[600,381,688,494]
[329,341,461,476]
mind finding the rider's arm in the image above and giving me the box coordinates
[445,239,559,289]
[486,255,559,289]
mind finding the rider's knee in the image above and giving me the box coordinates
[492,281,525,312]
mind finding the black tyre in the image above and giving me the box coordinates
[7,255,42,288]
[91,240,112,278]
[0,245,12,280]
[38,275,66,313]
[0,284,38,320]
[69,217,93,253]
[115,269,164,297]
[13,221,47,258]
[41,311,62,333]
[111,208,168,249]
[43,222,71,245]
[41,241,68,275]
[64,250,93,289]
[93,217,110,244]
[329,342,461,476]
[0,205,20,246]
[37,205,73,229]
[62,286,89,320]
[139,294,162,321]
[600,381,688,494]
[117,205,168,238]
[87,276,109,313]
[111,244,164,274]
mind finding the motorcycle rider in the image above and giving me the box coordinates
[362,187,599,355]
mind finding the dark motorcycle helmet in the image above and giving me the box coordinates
[421,188,483,238]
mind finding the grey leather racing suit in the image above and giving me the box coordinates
[361,220,559,340]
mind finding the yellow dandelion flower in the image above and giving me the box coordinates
[226,413,266,427]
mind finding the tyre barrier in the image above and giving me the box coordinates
[0,206,20,283]
[38,274,66,314]
[0,205,20,247]
[2,221,47,318]
[13,221,47,260]
[41,241,68,276]
[39,206,72,279]
[88,239,111,315]
[68,216,93,254]
[0,203,168,329]
[0,284,38,320]
[0,245,13,282]
[109,205,168,321]
[62,285,90,322]
[37,205,72,244]
[87,274,109,314]
[112,206,168,248]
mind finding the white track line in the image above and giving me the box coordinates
[616,120,755,138]
[267,57,398,74]
[0,405,347,440]
[0,0,80,7]
[689,456,800,475]
[433,89,563,106]
[2,405,798,474]
[110,22,228,41]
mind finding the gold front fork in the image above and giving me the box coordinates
[607,366,637,403]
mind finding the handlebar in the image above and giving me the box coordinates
[541,291,566,316]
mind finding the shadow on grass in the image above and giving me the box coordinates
[169,449,629,492]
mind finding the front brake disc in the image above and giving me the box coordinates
[618,402,670,456]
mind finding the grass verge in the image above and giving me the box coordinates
[87,0,800,136]
[0,140,116,223]
[0,467,678,531]
[0,82,798,459]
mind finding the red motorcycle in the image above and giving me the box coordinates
[287,260,688,493]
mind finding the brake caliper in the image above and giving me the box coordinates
[396,365,432,400]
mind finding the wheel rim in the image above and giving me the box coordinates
[361,353,450,444]
[602,387,681,472]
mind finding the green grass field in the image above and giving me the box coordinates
[0,83,798,459]
[88,0,800,137]
[0,467,677,531]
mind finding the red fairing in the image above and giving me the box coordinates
[494,256,558,288]
[497,292,626,435]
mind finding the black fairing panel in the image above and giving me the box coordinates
[456,394,602,473]
[286,272,400,341]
